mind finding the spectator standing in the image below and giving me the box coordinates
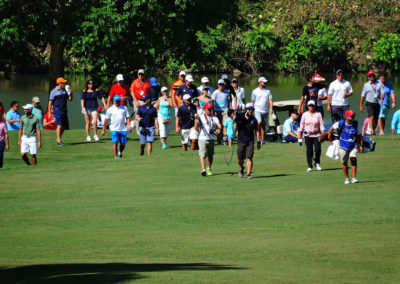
[31,97,44,130]
[136,94,158,156]
[0,102,6,121]
[131,69,151,113]
[0,111,9,168]
[298,72,325,115]
[197,77,214,97]
[149,77,161,105]
[391,108,400,135]
[198,86,213,109]
[223,109,236,147]
[177,75,198,103]
[48,77,73,146]
[155,87,174,149]
[283,111,300,142]
[222,74,236,106]
[212,79,231,144]
[360,71,380,135]
[231,78,245,110]
[107,74,130,108]
[170,71,186,116]
[6,101,21,130]
[18,104,41,165]
[43,105,57,130]
[377,71,396,135]
[176,94,196,151]
[251,77,273,145]
[327,69,353,122]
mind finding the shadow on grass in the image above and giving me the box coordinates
[253,173,295,179]
[0,262,244,283]
[66,141,106,145]
[321,167,342,171]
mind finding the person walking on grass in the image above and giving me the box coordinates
[212,79,231,144]
[377,71,396,135]
[6,101,21,131]
[391,108,400,135]
[224,109,236,147]
[155,87,174,149]
[328,110,363,184]
[327,69,353,122]
[194,103,222,176]
[131,69,151,113]
[0,109,9,169]
[231,78,245,110]
[176,94,196,151]
[198,86,213,109]
[170,71,186,116]
[197,77,214,97]
[81,79,106,142]
[31,97,44,130]
[297,100,325,172]
[235,103,260,179]
[101,95,131,159]
[107,74,130,109]
[136,94,158,156]
[48,77,73,146]
[18,104,41,166]
[360,71,380,135]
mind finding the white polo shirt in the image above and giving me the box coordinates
[197,113,220,140]
[106,105,130,132]
[251,87,272,113]
[328,79,353,106]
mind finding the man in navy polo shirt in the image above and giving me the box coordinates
[48,77,73,146]
[176,94,196,151]
[177,75,198,102]
[137,94,158,156]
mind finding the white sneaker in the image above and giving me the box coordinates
[86,136,91,142]
[307,167,312,172]
[351,177,358,183]
[93,135,99,141]
[344,178,350,184]
[117,151,122,158]
[315,163,322,171]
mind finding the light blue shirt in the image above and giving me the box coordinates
[223,117,236,138]
[211,90,230,111]
[391,109,400,134]
[6,109,21,130]
[283,118,299,137]
[378,81,395,107]
[32,106,44,130]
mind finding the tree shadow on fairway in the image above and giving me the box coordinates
[0,262,244,283]
[253,173,295,179]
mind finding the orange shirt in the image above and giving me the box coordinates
[130,78,151,100]
[170,78,185,106]
[109,83,130,106]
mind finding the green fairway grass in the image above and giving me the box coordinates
[0,130,399,283]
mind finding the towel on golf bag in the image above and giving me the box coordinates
[326,140,340,160]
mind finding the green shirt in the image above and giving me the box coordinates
[21,114,40,136]
[32,106,44,130]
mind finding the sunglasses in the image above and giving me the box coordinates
[88,82,94,85]
[139,73,144,76]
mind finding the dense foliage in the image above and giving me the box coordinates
[1,0,400,85]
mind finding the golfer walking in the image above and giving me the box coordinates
[18,104,41,165]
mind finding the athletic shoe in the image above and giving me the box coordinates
[261,140,265,145]
[57,141,64,146]
[344,178,350,184]
[307,167,312,172]
[86,136,91,142]
[351,177,358,183]
[247,174,253,179]
[238,168,244,178]
[114,156,118,159]
[118,151,122,158]
[315,163,322,171]
[162,144,167,149]
[201,170,206,176]
[93,135,99,141]
[206,168,213,176]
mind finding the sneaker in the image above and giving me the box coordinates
[261,140,265,145]
[201,170,207,176]
[315,163,322,171]
[344,178,350,184]
[114,156,118,159]
[206,168,213,176]
[351,177,358,183]
[247,174,253,179]
[86,136,91,142]
[307,167,312,172]
[118,151,122,158]
[93,135,99,141]
[238,168,244,178]
[57,141,64,146]
[162,144,167,149]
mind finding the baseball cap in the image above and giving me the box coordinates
[186,75,194,82]
[138,69,145,75]
[192,97,199,103]
[142,94,150,101]
[116,74,124,81]
[307,100,316,106]
[201,77,209,83]
[246,103,254,109]
[149,77,159,87]
[217,79,224,85]
[345,110,355,117]
[97,106,103,112]
[231,78,238,83]
[202,85,209,90]
[313,73,325,82]
[56,77,67,84]
[32,96,40,103]
[221,74,229,80]
[179,71,186,76]
[161,86,169,93]
[258,77,268,83]
[113,95,121,101]
[335,69,343,75]
[367,70,375,77]
[22,104,33,110]
[183,94,191,101]
[204,102,213,109]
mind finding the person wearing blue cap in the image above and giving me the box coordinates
[136,94,158,155]
[149,77,161,105]
[101,95,132,159]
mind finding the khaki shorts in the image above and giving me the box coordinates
[339,147,357,164]
[198,139,214,158]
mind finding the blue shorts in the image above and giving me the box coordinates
[53,108,68,126]
[84,108,98,115]
[111,131,128,144]
[227,135,236,141]
[379,105,389,119]
[139,127,155,144]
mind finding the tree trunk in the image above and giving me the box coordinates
[48,42,65,94]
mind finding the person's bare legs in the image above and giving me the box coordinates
[182,144,187,151]
[368,115,375,134]
[85,114,91,137]
[342,163,349,179]
[246,158,253,175]
[207,156,213,169]
[21,153,31,165]
[113,143,118,158]
[351,165,357,178]
[92,112,98,136]
[56,125,62,143]
[147,142,152,155]
[378,118,385,135]
[31,154,37,165]
[200,157,206,170]
[191,139,197,150]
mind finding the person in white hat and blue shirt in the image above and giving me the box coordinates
[211,79,231,144]
[18,104,41,165]
[251,76,273,144]
[197,77,214,97]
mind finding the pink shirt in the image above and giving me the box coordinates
[0,121,7,141]
[299,111,324,137]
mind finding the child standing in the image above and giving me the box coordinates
[224,109,236,147]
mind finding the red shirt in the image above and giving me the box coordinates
[109,83,130,106]
[130,78,151,100]
[43,112,57,130]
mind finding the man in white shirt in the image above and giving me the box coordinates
[197,77,214,96]
[327,69,353,122]
[251,77,273,144]
[194,102,222,176]
[101,95,132,159]
[232,78,245,110]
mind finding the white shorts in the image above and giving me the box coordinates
[181,129,191,144]
[157,114,171,138]
[21,135,37,155]
[190,127,198,140]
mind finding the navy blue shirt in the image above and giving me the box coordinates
[150,84,161,102]
[137,104,157,128]
[81,90,103,110]
[49,87,70,111]
[237,116,258,143]
[177,104,195,129]
[177,84,198,99]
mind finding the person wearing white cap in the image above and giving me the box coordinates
[297,100,325,172]
[107,74,130,109]
[231,78,245,110]
[31,96,44,130]
[235,103,260,179]
[18,104,41,165]
[176,75,197,109]
[155,87,175,149]
[130,69,151,113]
[170,71,186,116]
[251,76,273,144]
[211,79,231,144]
[222,74,236,107]
[197,77,214,97]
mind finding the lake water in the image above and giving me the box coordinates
[1,73,399,133]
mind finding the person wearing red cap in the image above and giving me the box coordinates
[360,71,380,135]
[194,102,222,176]
[328,110,363,184]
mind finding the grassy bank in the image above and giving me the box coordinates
[0,130,399,283]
